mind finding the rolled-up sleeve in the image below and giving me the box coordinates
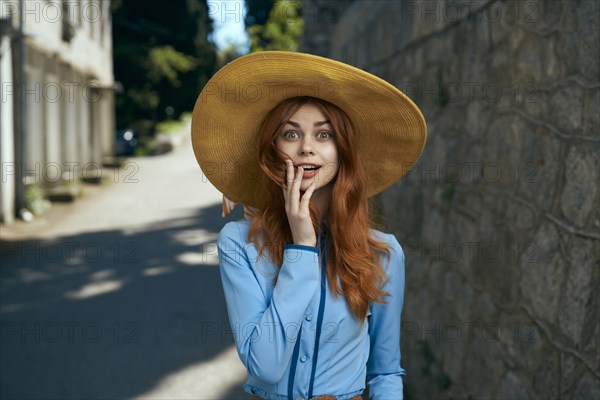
[217,222,321,384]
[366,234,406,400]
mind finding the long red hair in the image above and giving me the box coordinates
[247,96,392,325]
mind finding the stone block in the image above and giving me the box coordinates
[532,348,560,399]
[575,1,600,81]
[495,371,531,399]
[466,101,493,139]
[553,0,599,80]
[382,179,425,239]
[421,206,445,245]
[442,270,474,321]
[471,291,497,319]
[583,90,599,138]
[444,208,480,282]
[475,192,505,245]
[560,352,585,396]
[560,145,599,228]
[514,33,544,83]
[469,222,521,306]
[536,0,564,31]
[472,9,492,56]
[520,221,566,324]
[550,85,584,133]
[439,326,468,385]
[409,288,433,327]
[506,21,525,52]
[516,124,561,211]
[574,372,600,400]
[443,134,476,174]
[451,190,483,220]
[541,34,562,81]
[498,313,543,372]
[427,260,446,295]
[464,339,505,398]
[504,199,537,232]
[521,89,550,120]
[557,29,582,77]
[489,2,511,47]
[558,236,596,347]
[482,113,525,189]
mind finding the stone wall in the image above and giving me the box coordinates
[302,0,599,398]
[301,0,355,56]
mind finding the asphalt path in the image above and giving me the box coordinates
[0,125,250,399]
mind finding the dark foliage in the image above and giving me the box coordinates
[112,0,217,133]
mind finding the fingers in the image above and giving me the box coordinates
[283,159,316,214]
[283,159,300,212]
[300,180,316,209]
[282,159,293,202]
[291,164,302,214]
[281,159,316,246]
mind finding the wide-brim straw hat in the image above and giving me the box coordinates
[191,51,427,210]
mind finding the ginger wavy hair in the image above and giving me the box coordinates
[247,96,393,325]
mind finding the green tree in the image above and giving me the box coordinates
[112,0,216,132]
[247,0,303,52]
[216,44,245,69]
[245,0,275,26]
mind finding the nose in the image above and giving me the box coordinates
[299,136,315,155]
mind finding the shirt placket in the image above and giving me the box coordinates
[288,224,328,400]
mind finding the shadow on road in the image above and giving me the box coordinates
[1,202,251,399]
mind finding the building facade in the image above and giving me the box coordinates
[1,0,116,223]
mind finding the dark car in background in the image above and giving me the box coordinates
[115,129,139,157]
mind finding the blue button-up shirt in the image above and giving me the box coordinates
[217,218,406,400]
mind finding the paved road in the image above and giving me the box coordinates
[0,126,250,399]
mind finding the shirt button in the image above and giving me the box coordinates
[300,355,307,362]
[305,314,313,321]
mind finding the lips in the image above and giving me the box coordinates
[294,163,321,171]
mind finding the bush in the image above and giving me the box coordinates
[24,184,51,217]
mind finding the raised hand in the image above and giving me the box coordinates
[283,159,318,247]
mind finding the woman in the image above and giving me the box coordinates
[191,52,427,400]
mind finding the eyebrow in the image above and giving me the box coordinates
[285,120,331,128]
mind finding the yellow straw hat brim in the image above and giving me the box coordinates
[191,51,427,209]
